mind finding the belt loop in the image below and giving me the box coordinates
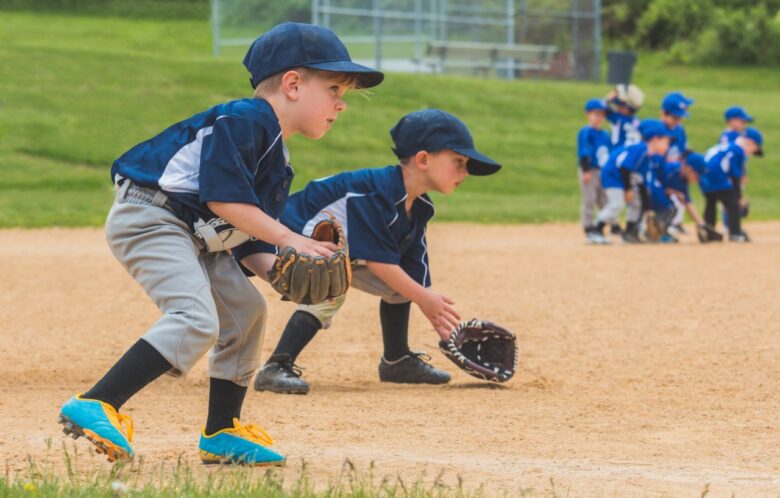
[151,190,169,208]
[117,178,131,200]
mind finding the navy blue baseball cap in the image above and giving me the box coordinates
[724,106,754,122]
[661,92,694,117]
[744,127,764,156]
[639,119,673,140]
[584,98,608,112]
[243,22,384,89]
[685,151,707,176]
[390,109,501,176]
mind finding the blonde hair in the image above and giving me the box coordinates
[254,67,360,98]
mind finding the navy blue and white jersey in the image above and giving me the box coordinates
[720,129,741,145]
[577,126,611,170]
[600,142,654,190]
[665,124,687,163]
[700,143,746,193]
[606,110,641,148]
[234,165,435,287]
[648,161,689,211]
[111,98,294,245]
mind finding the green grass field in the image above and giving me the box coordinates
[1,11,779,227]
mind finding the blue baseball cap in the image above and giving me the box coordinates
[243,22,384,89]
[639,119,673,140]
[584,98,608,112]
[744,127,764,156]
[661,92,694,117]
[685,151,707,176]
[390,109,501,176]
[724,106,754,122]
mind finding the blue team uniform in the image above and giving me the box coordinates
[700,143,746,194]
[648,161,690,212]
[111,98,293,247]
[720,129,741,144]
[577,126,611,170]
[606,110,641,148]
[234,165,434,287]
[600,142,654,190]
[665,124,687,163]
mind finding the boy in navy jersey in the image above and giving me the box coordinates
[58,23,383,465]
[236,109,501,394]
[577,98,612,244]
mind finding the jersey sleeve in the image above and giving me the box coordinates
[577,128,591,160]
[198,115,262,206]
[729,149,745,179]
[346,194,401,264]
[399,227,432,287]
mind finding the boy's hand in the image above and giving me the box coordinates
[582,171,592,184]
[418,290,461,341]
[280,232,337,258]
[624,190,634,203]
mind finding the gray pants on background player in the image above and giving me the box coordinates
[105,183,266,386]
[578,168,607,229]
[299,264,408,329]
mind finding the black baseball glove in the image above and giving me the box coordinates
[439,319,517,383]
[267,216,351,305]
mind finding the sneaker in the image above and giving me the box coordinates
[378,352,451,384]
[253,354,309,394]
[610,224,622,235]
[586,231,610,245]
[199,418,285,466]
[621,232,642,244]
[59,393,135,462]
[729,231,750,243]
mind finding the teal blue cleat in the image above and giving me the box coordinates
[199,418,285,466]
[59,393,135,462]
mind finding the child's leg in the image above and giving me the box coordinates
[201,251,267,433]
[703,193,718,227]
[596,188,625,233]
[578,169,598,231]
[721,190,742,235]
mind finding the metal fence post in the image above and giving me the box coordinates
[373,0,383,71]
[211,0,220,56]
[594,0,601,82]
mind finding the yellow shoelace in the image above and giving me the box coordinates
[109,409,134,443]
[232,418,273,446]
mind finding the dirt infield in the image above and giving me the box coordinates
[2,224,779,497]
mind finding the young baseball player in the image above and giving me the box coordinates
[57,23,383,465]
[236,109,501,394]
[659,92,694,235]
[592,119,671,244]
[699,127,764,242]
[577,99,611,244]
[721,106,754,144]
[646,159,708,243]
[605,84,644,148]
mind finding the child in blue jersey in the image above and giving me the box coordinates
[699,128,764,242]
[236,109,501,394]
[721,106,754,144]
[659,92,694,234]
[593,119,671,244]
[577,99,611,244]
[58,23,383,465]
[605,84,644,149]
[646,159,708,243]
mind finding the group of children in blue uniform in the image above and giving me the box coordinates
[577,84,764,245]
[58,23,501,466]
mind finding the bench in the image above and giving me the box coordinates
[425,40,558,78]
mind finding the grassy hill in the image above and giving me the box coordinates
[1,11,779,227]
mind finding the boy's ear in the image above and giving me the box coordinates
[280,70,302,101]
[414,150,430,169]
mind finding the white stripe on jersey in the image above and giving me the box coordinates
[158,125,214,194]
[301,192,366,239]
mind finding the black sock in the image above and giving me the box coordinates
[380,300,412,362]
[205,378,247,435]
[271,311,321,363]
[595,221,606,234]
[83,339,172,411]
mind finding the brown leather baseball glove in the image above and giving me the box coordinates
[439,319,518,383]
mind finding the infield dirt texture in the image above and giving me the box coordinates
[2,225,779,497]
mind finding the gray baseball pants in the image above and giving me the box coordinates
[597,187,642,225]
[298,264,409,329]
[105,183,266,386]
[578,169,607,228]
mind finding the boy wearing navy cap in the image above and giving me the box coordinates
[58,22,383,465]
[593,119,672,244]
[577,99,611,244]
[237,109,501,394]
[721,106,754,144]
[700,128,764,242]
[660,92,694,234]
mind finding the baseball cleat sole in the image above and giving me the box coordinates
[199,450,286,467]
[58,414,133,463]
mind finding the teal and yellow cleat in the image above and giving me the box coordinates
[58,393,135,462]
[199,418,285,466]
